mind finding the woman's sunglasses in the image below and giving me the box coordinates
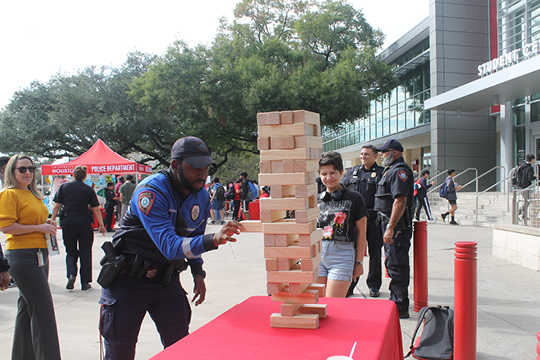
[16,166,36,174]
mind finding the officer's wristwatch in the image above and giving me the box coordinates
[194,270,206,279]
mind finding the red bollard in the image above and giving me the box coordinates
[454,242,477,360]
[413,221,428,312]
[537,331,540,360]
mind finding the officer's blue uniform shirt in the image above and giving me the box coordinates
[116,172,216,268]
[374,157,414,213]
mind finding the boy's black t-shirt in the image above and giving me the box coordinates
[317,187,368,243]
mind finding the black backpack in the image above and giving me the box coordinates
[215,185,226,201]
[511,165,522,186]
[406,306,454,360]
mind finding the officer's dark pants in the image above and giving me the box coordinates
[6,248,61,360]
[99,274,191,360]
[62,217,94,283]
[366,216,384,291]
[104,205,114,229]
[381,222,412,314]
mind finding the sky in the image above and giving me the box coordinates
[0,0,429,109]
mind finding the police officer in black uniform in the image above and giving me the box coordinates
[51,165,106,290]
[374,139,414,319]
[342,145,384,298]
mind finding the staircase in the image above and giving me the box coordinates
[419,191,512,227]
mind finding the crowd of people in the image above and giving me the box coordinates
[0,135,485,359]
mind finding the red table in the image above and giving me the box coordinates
[92,207,114,230]
[150,296,403,360]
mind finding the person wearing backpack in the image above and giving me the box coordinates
[209,177,226,225]
[239,171,252,220]
[441,169,462,225]
[415,169,435,221]
[517,154,537,219]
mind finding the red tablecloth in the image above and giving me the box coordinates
[150,296,403,360]
[92,207,114,230]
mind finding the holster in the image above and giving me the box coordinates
[97,255,126,289]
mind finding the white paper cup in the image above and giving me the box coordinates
[326,356,352,360]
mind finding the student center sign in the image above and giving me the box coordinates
[477,40,540,77]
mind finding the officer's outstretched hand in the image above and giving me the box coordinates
[212,221,244,247]
[192,274,206,306]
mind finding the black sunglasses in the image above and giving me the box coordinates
[381,149,395,153]
[16,166,36,174]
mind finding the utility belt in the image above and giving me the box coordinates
[97,240,188,289]
[367,208,377,220]
[60,210,91,220]
[376,208,414,230]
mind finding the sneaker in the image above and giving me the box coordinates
[450,220,459,225]
[66,275,76,290]
[81,283,92,291]
[220,221,226,225]
[369,289,380,298]
[8,278,17,288]
[441,213,448,222]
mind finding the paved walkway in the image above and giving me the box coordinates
[0,222,538,359]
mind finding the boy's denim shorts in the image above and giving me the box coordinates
[318,240,355,282]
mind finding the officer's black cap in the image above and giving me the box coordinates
[375,139,404,152]
[171,136,217,169]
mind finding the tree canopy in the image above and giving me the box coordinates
[0,0,396,171]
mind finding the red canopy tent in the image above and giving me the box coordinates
[41,139,153,176]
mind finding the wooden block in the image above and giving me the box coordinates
[295,207,320,223]
[261,210,287,223]
[267,266,318,283]
[292,110,320,125]
[257,112,269,126]
[283,160,295,173]
[271,161,283,173]
[270,313,319,329]
[268,111,280,125]
[280,110,293,124]
[240,220,262,232]
[260,148,317,161]
[275,234,297,247]
[270,137,283,150]
[307,171,318,184]
[257,137,270,150]
[280,302,303,317]
[298,229,323,247]
[263,221,313,235]
[259,172,309,186]
[295,184,318,198]
[260,161,272,174]
[307,283,325,297]
[296,304,327,318]
[264,234,275,247]
[271,185,283,198]
[281,136,295,149]
[277,258,297,271]
[264,243,317,259]
[288,283,310,294]
[267,282,286,294]
[260,197,309,211]
[265,258,278,271]
[300,252,321,271]
[313,124,321,137]
[294,136,323,149]
[271,289,319,303]
[294,159,319,173]
[258,123,314,138]
[308,195,317,208]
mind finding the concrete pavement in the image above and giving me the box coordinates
[0,222,538,359]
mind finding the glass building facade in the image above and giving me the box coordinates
[323,38,431,152]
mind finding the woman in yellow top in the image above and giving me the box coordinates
[0,154,61,360]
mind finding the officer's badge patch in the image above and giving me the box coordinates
[191,204,200,221]
[398,170,408,182]
[371,172,377,178]
[138,191,156,215]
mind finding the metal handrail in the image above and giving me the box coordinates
[461,165,507,194]
[427,169,449,187]
[427,168,478,195]
[475,174,512,227]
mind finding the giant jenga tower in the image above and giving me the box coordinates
[257,109,326,329]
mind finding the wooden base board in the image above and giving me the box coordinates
[270,313,319,329]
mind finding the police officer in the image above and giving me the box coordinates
[98,136,244,360]
[51,165,106,290]
[374,139,414,319]
[342,145,384,298]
